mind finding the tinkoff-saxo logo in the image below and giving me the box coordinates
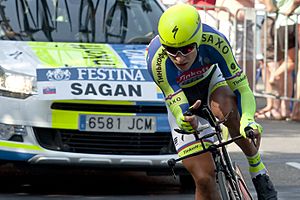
[46,69,71,81]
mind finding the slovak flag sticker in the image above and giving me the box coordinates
[43,86,56,94]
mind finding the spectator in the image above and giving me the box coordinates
[215,0,256,89]
[256,3,286,120]
[289,0,300,121]
[187,0,220,29]
[256,0,299,120]
[291,22,300,121]
[187,0,216,7]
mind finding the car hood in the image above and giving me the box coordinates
[0,41,149,75]
[0,40,164,102]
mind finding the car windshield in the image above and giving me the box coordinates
[0,0,163,44]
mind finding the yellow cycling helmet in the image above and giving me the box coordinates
[158,4,202,48]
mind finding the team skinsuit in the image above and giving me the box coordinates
[146,4,278,200]
[146,24,255,157]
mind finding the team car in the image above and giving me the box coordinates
[0,0,188,179]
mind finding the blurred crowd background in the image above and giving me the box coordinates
[159,0,300,122]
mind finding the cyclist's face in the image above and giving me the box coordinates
[167,47,197,71]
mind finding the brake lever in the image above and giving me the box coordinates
[245,128,257,149]
[183,109,193,116]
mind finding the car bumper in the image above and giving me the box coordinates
[0,96,183,170]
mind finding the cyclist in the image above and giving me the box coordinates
[146,4,277,200]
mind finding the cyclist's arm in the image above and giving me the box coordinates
[227,74,256,122]
[146,40,190,125]
[201,32,256,121]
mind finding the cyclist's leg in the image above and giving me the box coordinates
[199,65,255,155]
[167,108,221,200]
[203,65,256,155]
[208,85,257,156]
[208,79,277,199]
[183,153,221,200]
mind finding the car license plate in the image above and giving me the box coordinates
[79,115,156,133]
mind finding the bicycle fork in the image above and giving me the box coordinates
[214,149,242,200]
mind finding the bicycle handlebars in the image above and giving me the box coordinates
[167,129,256,170]
[168,105,257,168]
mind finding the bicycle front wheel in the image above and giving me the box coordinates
[217,170,237,200]
[234,163,253,200]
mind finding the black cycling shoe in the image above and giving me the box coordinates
[252,174,278,200]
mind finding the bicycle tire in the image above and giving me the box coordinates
[217,170,237,200]
[234,163,253,200]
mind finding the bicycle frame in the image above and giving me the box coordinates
[167,106,254,200]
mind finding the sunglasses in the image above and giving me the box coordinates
[163,43,197,57]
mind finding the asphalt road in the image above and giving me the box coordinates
[0,118,299,200]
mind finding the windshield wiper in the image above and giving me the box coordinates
[104,0,128,43]
[79,0,96,42]
[40,0,55,41]
[15,0,41,40]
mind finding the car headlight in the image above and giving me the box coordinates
[0,66,36,99]
[0,123,27,141]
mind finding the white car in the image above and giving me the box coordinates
[0,0,188,181]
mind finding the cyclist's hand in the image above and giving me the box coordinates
[177,115,195,133]
[240,117,263,148]
[240,117,263,137]
[176,100,202,133]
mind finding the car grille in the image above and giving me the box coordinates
[33,128,176,155]
[51,102,168,113]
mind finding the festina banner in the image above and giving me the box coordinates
[36,67,163,101]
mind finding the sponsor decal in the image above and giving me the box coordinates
[182,143,200,155]
[176,65,210,85]
[36,67,160,101]
[178,140,212,157]
[172,25,179,39]
[30,43,147,69]
[70,82,141,97]
[165,90,183,107]
[201,34,230,55]
[38,67,150,82]
[69,43,121,67]
[155,50,167,84]
[230,62,240,74]
[230,63,236,70]
[232,74,246,86]
[46,69,71,81]
[167,96,182,107]
[174,137,178,146]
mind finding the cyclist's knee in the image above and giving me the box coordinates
[193,172,216,192]
[211,97,238,122]
[210,93,240,135]
[210,86,237,121]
